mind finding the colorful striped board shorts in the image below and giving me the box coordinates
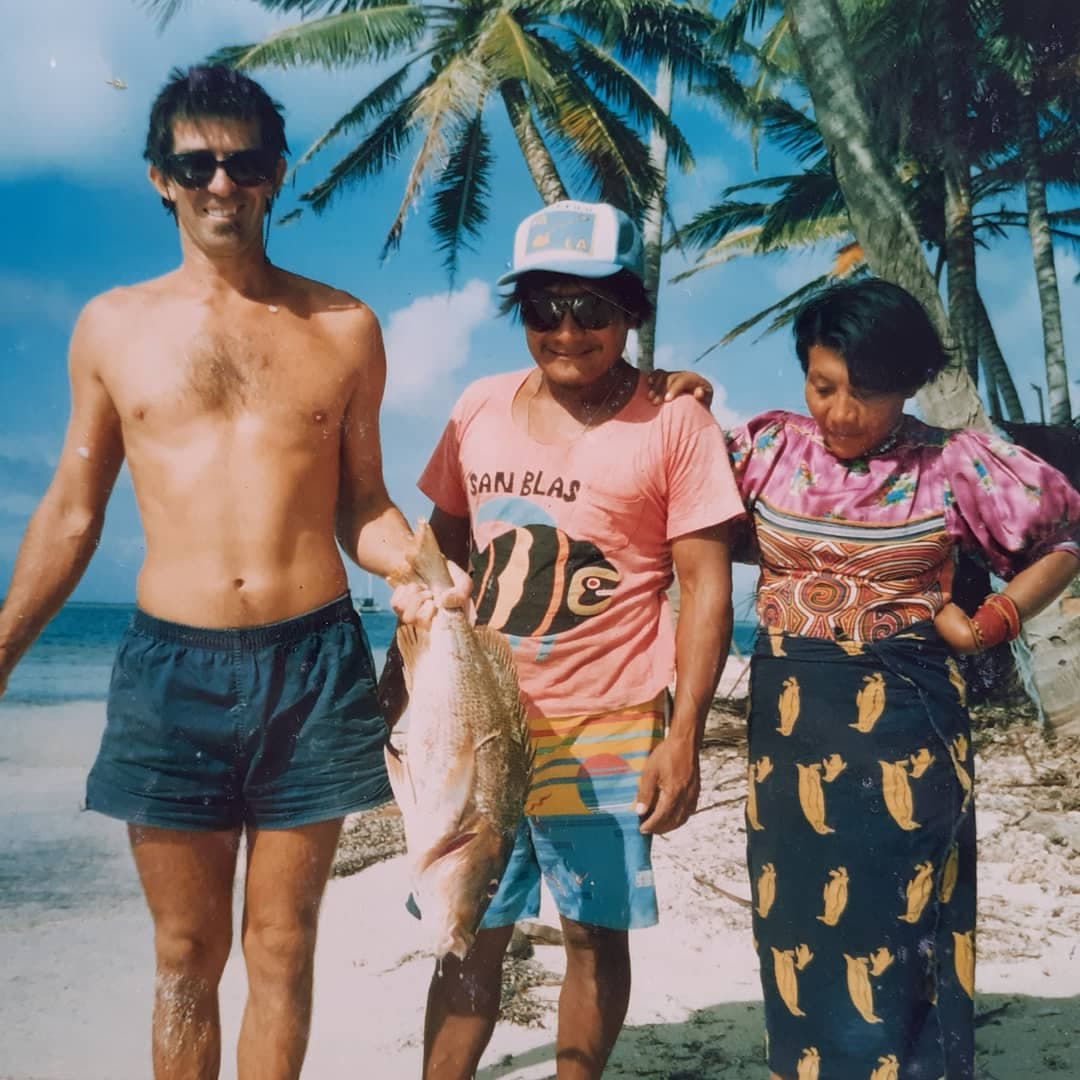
[481,692,668,931]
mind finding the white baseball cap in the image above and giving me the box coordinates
[496,200,645,291]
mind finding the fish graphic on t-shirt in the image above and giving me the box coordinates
[471,523,618,639]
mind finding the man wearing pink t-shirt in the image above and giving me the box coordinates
[390,201,744,1080]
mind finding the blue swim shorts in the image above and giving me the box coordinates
[480,811,658,931]
[85,594,391,831]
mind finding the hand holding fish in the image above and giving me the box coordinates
[635,736,701,835]
[389,557,472,630]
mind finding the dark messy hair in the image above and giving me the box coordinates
[145,65,288,214]
[500,269,654,326]
[793,278,951,395]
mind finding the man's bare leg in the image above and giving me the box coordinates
[555,917,631,1080]
[236,818,343,1080]
[422,923,516,1079]
[129,825,242,1080]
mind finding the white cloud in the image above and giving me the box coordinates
[382,280,495,414]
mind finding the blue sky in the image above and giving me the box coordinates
[1,0,1078,615]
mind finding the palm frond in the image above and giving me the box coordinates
[556,1,729,89]
[540,67,660,217]
[758,168,847,248]
[299,81,428,211]
[430,114,494,283]
[694,270,842,362]
[564,36,694,171]
[757,97,823,164]
[292,61,418,173]
[381,55,489,257]
[670,201,773,252]
[207,6,425,72]
[476,10,558,102]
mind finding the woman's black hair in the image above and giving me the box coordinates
[145,65,289,216]
[500,269,654,326]
[793,278,951,394]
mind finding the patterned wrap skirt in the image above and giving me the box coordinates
[746,624,975,1079]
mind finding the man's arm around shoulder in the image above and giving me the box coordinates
[636,523,735,835]
[0,296,126,694]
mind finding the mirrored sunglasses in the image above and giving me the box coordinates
[163,148,278,189]
[519,292,628,332]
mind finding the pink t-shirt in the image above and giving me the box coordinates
[420,368,744,716]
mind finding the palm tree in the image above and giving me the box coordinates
[152,0,717,288]
[975,0,1080,424]
[678,0,1080,424]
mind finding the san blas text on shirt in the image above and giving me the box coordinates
[468,469,581,502]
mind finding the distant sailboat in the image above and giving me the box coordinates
[357,573,383,614]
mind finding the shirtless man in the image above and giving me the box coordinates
[0,66,416,1079]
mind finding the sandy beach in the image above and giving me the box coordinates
[3,666,1079,1078]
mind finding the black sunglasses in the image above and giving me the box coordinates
[519,292,629,332]
[163,148,279,189]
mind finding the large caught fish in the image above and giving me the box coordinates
[386,520,532,960]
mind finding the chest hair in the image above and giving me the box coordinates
[185,332,272,414]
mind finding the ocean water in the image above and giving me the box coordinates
[0,603,401,707]
[1,602,760,707]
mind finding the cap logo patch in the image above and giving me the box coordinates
[527,211,596,255]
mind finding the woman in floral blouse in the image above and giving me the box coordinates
[727,279,1080,1079]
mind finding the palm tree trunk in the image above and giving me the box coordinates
[498,81,568,205]
[783,0,989,432]
[975,291,1025,421]
[636,60,673,375]
[935,0,979,386]
[944,173,980,384]
[1016,87,1072,423]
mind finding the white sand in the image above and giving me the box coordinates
[2,692,1079,1078]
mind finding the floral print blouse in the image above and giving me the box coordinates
[726,410,1080,642]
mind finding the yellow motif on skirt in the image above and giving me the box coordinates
[870,1054,900,1080]
[777,676,801,735]
[953,930,975,999]
[851,672,886,732]
[772,944,813,1016]
[844,948,893,1023]
[817,866,849,926]
[938,844,959,903]
[796,1046,821,1079]
[755,863,777,918]
[797,754,846,834]
[898,860,934,923]
[746,755,773,832]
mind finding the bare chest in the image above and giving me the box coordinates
[112,317,352,430]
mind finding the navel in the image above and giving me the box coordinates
[232,578,245,590]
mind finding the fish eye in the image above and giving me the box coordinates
[486,879,500,897]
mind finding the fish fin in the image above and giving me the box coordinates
[394,624,422,691]
[473,625,530,749]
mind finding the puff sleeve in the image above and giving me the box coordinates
[724,409,793,507]
[943,429,1080,579]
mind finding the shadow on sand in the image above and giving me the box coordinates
[477,992,1079,1078]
